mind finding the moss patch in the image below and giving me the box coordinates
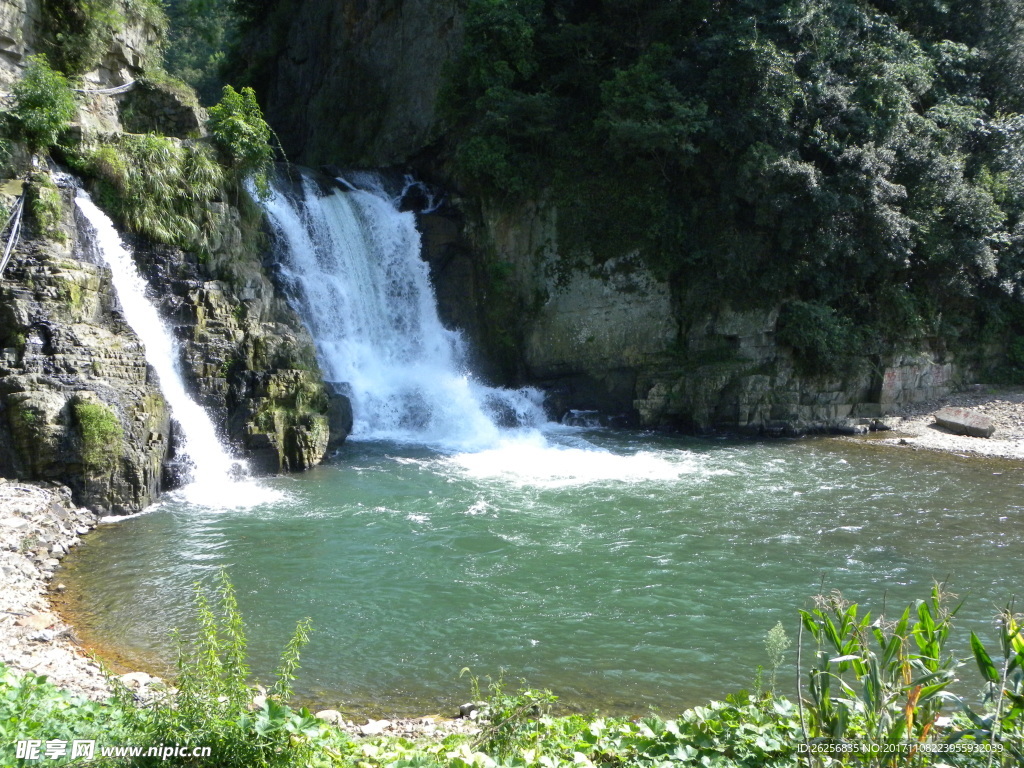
[72,399,123,471]
[27,172,65,243]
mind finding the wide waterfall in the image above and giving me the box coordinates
[263,172,547,451]
[75,191,270,508]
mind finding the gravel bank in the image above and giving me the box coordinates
[869,386,1024,461]
[0,479,109,700]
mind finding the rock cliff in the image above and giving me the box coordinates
[0,0,339,511]
[234,0,462,167]
[0,178,170,512]
[237,0,974,434]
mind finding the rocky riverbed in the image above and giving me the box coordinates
[0,479,109,699]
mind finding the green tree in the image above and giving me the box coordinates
[207,84,274,197]
[8,55,76,154]
[442,0,1024,371]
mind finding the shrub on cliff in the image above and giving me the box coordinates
[70,133,226,250]
[207,85,274,199]
[7,55,76,155]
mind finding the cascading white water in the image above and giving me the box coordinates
[263,171,694,485]
[263,173,547,450]
[75,191,273,508]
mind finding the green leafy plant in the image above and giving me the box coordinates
[765,621,792,697]
[116,568,331,767]
[799,586,962,766]
[207,85,274,198]
[0,663,127,765]
[71,133,226,249]
[459,671,557,761]
[951,608,1024,764]
[776,301,862,377]
[26,171,66,242]
[8,55,76,154]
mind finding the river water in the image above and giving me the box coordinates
[58,430,1023,716]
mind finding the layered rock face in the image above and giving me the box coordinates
[0,174,337,511]
[0,0,339,510]
[442,198,962,433]
[0,0,40,89]
[0,182,170,512]
[128,227,333,475]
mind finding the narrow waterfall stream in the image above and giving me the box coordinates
[75,191,274,509]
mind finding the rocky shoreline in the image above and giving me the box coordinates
[0,478,477,739]
[869,386,1024,460]
[0,479,109,700]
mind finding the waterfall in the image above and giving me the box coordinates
[75,191,271,509]
[262,172,547,450]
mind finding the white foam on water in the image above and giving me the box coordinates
[75,191,282,511]
[262,172,711,486]
[439,432,699,488]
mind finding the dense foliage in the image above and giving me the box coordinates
[69,133,227,250]
[207,85,275,198]
[6,56,76,155]
[160,0,237,103]
[442,0,1024,372]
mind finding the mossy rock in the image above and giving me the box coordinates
[71,396,123,473]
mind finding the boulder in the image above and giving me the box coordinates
[934,407,995,438]
[359,719,391,736]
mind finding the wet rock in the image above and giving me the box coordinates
[834,420,870,435]
[16,611,58,630]
[119,671,156,688]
